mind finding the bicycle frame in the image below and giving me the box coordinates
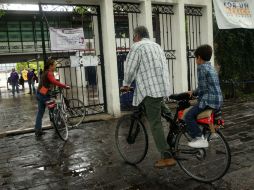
[46,89,65,109]
[116,92,231,182]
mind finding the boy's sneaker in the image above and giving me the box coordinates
[188,135,208,148]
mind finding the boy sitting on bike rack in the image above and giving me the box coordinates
[185,44,223,148]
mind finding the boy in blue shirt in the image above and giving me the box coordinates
[186,44,223,148]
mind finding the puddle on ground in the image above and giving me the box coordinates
[33,164,95,177]
[64,166,95,177]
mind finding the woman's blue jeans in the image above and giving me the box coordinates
[35,92,50,130]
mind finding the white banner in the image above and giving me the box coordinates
[213,0,254,29]
[70,56,80,67]
[80,56,98,67]
[69,55,99,67]
[49,27,85,51]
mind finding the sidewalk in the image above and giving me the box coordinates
[0,100,254,189]
[0,89,112,136]
[0,91,50,134]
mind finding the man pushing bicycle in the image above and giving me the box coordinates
[121,26,176,168]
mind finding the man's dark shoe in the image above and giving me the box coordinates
[35,129,46,137]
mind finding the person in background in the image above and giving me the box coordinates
[35,59,70,137]
[33,69,38,84]
[21,68,28,81]
[10,68,19,96]
[27,68,36,94]
[7,76,12,90]
[19,75,25,90]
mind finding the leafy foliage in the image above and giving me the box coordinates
[213,18,254,82]
[0,9,4,17]
[16,61,44,74]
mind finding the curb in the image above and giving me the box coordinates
[0,113,118,138]
[0,125,53,138]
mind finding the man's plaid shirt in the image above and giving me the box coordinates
[196,62,223,109]
[123,38,171,106]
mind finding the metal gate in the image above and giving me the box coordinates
[113,2,141,87]
[152,4,176,94]
[113,2,141,110]
[40,4,106,115]
[185,6,202,90]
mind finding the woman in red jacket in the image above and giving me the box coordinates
[35,59,70,137]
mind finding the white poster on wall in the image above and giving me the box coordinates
[70,56,80,67]
[49,27,85,51]
[80,56,98,67]
[213,0,254,29]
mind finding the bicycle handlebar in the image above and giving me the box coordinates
[49,87,68,97]
[169,92,197,101]
[120,86,134,93]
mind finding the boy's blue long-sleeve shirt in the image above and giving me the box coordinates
[195,62,223,109]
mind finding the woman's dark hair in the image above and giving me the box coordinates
[194,44,213,61]
[134,26,150,39]
[44,59,55,70]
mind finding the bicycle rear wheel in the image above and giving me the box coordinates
[175,130,231,182]
[65,98,86,128]
[115,115,148,165]
[53,108,69,141]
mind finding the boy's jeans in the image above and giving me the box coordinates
[184,105,205,138]
[12,82,19,95]
[35,92,50,130]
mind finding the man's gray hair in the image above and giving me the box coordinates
[134,26,150,39]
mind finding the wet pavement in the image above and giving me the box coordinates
[0,100,254,189]
[0,88,50,134]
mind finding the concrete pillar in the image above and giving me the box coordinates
[100,0,120,116]
[138,0,153,39]
[172,0,189,92]
[200,0,214,65]
[128,13,137,47]
[93,15,104,104]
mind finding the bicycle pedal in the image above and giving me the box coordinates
[163,150,173,158]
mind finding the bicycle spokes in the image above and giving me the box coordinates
[175,131,231,182]
[115,115,148,165]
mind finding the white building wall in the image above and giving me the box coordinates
[4,0,213,116]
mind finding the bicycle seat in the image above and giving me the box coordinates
[169,92,190,101]
[179,107,213,120]
[46,100,56,109]
[197,109,213,119]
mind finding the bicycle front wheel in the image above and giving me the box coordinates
[115,115,148,165]
[175,130,231,182]
[53,109,69,141]
[65,98,86,128]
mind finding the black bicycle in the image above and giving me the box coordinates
[46,88,86,141]
[115,92,231,182]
